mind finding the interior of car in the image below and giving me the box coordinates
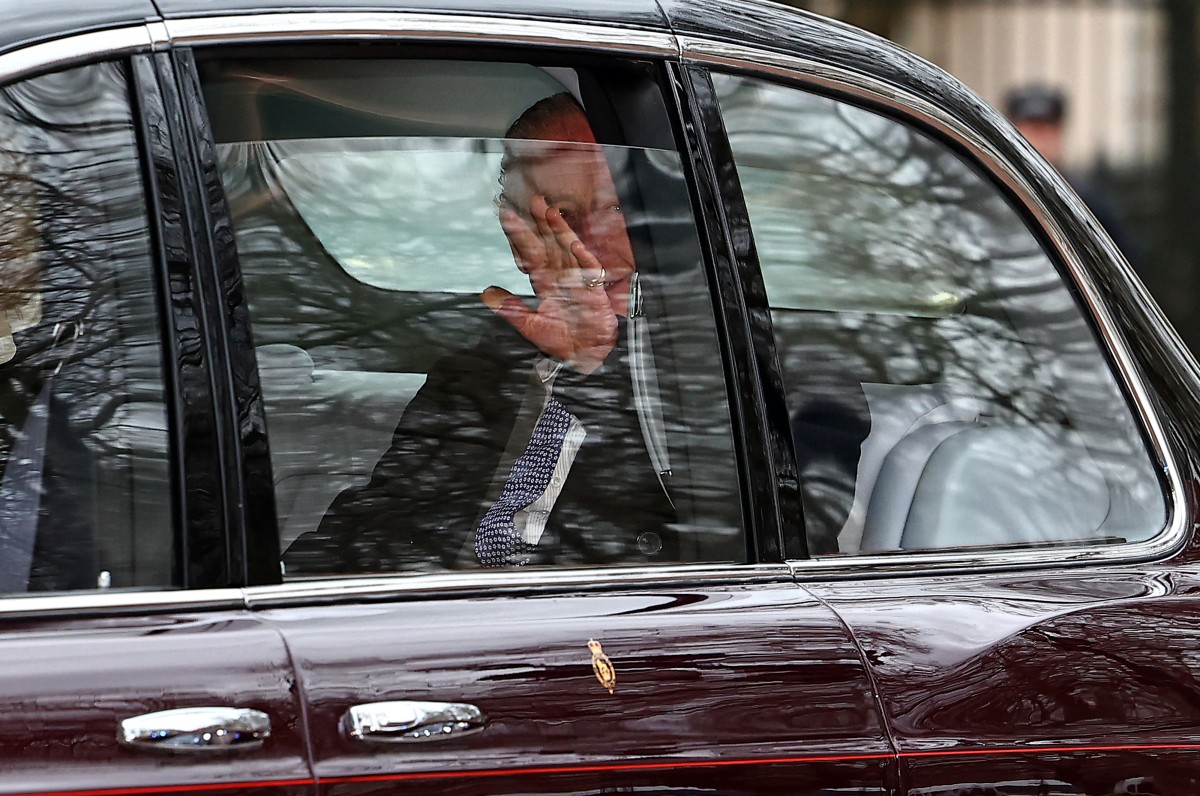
[201,54,746,573]
[720,74,1167,556]
[195,54,1167,574]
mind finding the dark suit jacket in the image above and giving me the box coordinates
[284,316,680,574]
[284,308,873,573]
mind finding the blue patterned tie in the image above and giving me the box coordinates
[475,396,573,567]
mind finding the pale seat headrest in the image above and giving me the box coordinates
[901,425,1111,550]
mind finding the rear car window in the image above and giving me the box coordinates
[712,71,1166,558]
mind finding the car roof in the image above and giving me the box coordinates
[0,0,921,88]
[0,0,671,57]
[660,0,979,121]
[0,0,960,111]
[0,0,1009,182]
[2,0,159,55]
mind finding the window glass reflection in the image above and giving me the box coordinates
[0,62,171,592]
[713,73,1165,557]
[204,60,743,575]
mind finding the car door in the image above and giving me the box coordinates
[179,10,896,796]
[689,26,1200,796]
[0,33,311,796]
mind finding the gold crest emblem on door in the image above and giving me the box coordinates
[588,639,616,695]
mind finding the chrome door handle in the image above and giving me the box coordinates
[119,707,271,752]
[342,701,486,743]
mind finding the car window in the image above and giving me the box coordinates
[711,72,1166,558]
[0,61,173,592]
[199,57,744,576]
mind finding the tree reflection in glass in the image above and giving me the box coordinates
[714,73,1165,556]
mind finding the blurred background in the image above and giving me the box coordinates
[782,0,1200,352]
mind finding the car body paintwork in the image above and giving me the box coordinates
[260,584,892,795]
[0,609,311,796]
[808,568,1200,793]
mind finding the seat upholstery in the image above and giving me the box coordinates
[858,404,1114,553]
[900,425,1111,550]
[256,344,426,548]
[859,418,978,552]
[844,383,980,552]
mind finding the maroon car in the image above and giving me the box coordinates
[0,0,1194,794]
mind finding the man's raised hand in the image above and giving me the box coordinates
[482,194,618,374]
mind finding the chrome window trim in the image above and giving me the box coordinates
[0,565,795,618]
[162,12,679,57]
[0,26,154,85]
[147,21,170,51]
[0,589,245,620]
[244,564,794,609]
[681,36,1188,577]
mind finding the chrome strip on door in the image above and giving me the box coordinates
[245,564,797,609]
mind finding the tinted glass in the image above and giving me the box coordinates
[713,73,1165,557]
[0,61,172,592]
[201,58,743,576]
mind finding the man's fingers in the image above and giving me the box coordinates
[502,209,558,296]
[559,240,609,308]
[481,287,552,345]
[500,209,542,273]
[545,206,588,268]
[530,195,556,243]
[529,194,549,217]
[481,286,521,315]
[555,268,610,317]
[534,197,578,273]
[570,239,605,278]
[482,286,572,360]
[543,207,605,290]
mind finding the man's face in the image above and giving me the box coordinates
[507,112,637,291]
[1014,118,1065,166]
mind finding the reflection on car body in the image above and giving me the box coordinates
[0,0,1196,794]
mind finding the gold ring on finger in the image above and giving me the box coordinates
[584,267,607,289]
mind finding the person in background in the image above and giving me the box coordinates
[1006,84,1145,273]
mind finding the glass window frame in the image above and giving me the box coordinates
[683,59,1179,572]
[0,50,217,599]
[184,40,791,586]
